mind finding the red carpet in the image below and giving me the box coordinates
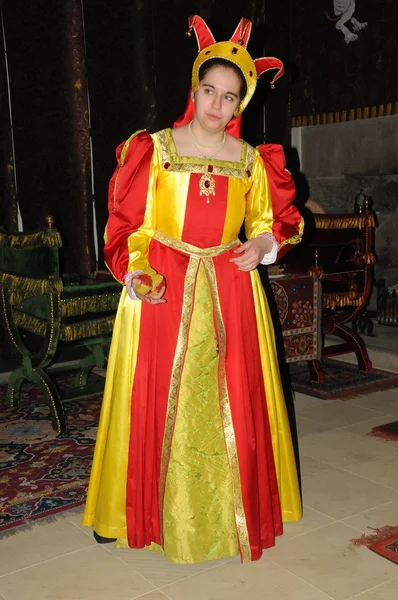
[367,420,398,441]
[290,359,398,400]
[369,535,398,564]
[0,378,101,533]
[351,526,398,565]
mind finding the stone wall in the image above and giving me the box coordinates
[293,115,398,287]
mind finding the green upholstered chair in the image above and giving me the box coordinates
[0,218,122,434]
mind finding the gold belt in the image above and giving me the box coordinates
[153,230,239,258]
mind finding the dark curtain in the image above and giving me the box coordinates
[0,16,17,232]
[1,0,95,276]
[84,0,290,267]
[0,0,291,272]
[290,0,398,124]
[242,1,293,147]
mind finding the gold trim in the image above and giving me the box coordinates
[158,256,199,545]
[154,129,256,178]
[323,292,365,309]
[60,315,115,342]
[280,216,304,247]
[13,312,47,336]
[13,311,115,342]
[41,293,55,367]
[153,231,239,258]
[204,257,251,563]
[314,215,376,229]
[35,372,61,433]
[59,292,121,317]
[1,287,22,354]
[0,229,62,249]
[0,273,63,303]
[36,294,61,432]
[199,172,216,199]
[292,102,397,127]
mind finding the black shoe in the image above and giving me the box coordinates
[94,531,117,544]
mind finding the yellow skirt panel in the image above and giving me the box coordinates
[250,270,303,521]
[82,290,142,538]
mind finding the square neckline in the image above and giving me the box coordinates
[165,128,247,167]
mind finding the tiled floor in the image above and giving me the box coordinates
[1,388,397,600]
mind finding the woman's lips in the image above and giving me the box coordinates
[207,114,221,120]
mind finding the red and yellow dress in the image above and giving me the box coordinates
[83,128,304,564]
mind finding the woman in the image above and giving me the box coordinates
[83,15,304,564]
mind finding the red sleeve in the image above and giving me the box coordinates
[104,130,155,282]
[257,144,303,260]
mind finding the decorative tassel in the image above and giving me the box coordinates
[308,249,324,280]
[362,251,377,265]
[13,312,46,336]
[60,292,121,317]
[350,248,365,266]
[0,273,63,303]
[314,215,376,230]
[13,311,116,342]
[323,292,364,309]
[0,229,62,248]
[349,282,358,300]
[60,315,116,342]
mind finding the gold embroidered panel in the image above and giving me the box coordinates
[154,129,256,179]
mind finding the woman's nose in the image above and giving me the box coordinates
[212,94,221,109]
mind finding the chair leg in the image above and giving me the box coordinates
[333,323,372,373]
[31,368,68,435]
[74,343,106,387]
[307,359,325,383]
[6,368,26,407]
[6,364,67,434]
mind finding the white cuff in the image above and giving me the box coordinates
[124,270,143,301]
[258,233,280,266]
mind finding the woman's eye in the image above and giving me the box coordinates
[225,95,233,101]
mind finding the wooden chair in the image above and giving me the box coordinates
[0,218,122,434]
[284,195,376,383]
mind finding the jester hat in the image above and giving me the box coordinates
[188,15,284,116]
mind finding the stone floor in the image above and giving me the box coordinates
[0,387,397,600]
[365,322,398,355]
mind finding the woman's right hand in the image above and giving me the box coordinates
[132,276,166,304]
[123,273,166,304]
[124,270,167,304]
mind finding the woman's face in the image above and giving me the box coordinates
[194,65,241,132]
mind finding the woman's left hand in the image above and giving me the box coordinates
[230,237,272,271]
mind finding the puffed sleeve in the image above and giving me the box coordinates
[104,130,158,282]
[258,144,304,260]
[245,145,303,261]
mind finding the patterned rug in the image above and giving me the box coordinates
[368,420,398,441]
[351,526,398,565]
[290,358,398,400]
[0,378,102,533]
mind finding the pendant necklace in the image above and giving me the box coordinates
[188,121,226,202]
